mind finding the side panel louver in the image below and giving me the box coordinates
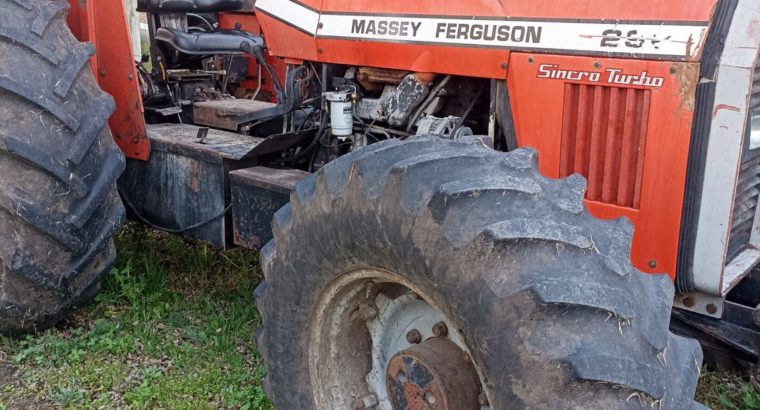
[559,84,651,209]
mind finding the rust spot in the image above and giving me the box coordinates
[706,303,718,314]
[685,34,694,59]
[356,67,410,92]
[712,104,741,118]
[188,176,200,192]
[386,338,480,410]
[672,63,700,112]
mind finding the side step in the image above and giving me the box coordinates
[119,123,261,248]
[119,123,308,249]
[230,167,308,249]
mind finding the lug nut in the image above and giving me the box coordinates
[432,321,448,337]
[424,392,437,404]
[406,329,422,344]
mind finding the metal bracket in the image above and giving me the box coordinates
[196,127,210,144]
[674,292,726,318]
[672,301,760,362]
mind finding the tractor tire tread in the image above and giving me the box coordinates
[258,135,703,409]
[0,0,125,334]
[55,42,97,99]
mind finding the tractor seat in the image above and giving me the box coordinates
[155,27,264,60]
[137,0,244,13]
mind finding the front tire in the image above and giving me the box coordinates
[256,136,704,409]
[0,0,125,334]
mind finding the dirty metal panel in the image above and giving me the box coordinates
[193,99,277,131]
[146,123,265,160]
[119,124,262,248]
[230,167,309,249]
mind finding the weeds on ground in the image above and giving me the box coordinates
[697,368,760,410]
[0,224,272,409]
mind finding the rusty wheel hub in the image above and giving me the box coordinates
[308,269,488,409]
[386,337,480,410]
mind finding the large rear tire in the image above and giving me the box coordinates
[0,0,125,334]
[256,136,704,409]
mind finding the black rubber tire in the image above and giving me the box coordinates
[0,0,125,334]
[256,136,705,409]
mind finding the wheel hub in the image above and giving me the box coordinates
[307,270,488,409]
[385,337,480,410]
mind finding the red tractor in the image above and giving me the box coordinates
[0,0,759,408]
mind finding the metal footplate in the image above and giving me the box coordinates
[229,167,309,249]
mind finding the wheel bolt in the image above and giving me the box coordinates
[432,321,448,337]
[406,329,422,344]
[425,392,437,404]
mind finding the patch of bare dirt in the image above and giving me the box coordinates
[0,356,54,410]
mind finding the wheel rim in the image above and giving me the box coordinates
[308,268,488,409]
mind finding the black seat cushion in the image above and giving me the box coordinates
[137,0,244,13]
[155,27,264,57]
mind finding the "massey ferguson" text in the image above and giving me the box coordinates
[349,19,543,44]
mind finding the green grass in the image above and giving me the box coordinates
[0,223,759,409]
[0,224,272,409]
[697,369,760,410]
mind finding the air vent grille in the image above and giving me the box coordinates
[726,57,760,262]
[727,157,760,261]
[559,84,651,209]
[751,59,760,113]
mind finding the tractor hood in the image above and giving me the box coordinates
[254,0,719,78]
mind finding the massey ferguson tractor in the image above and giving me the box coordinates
[0,0,759,408]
